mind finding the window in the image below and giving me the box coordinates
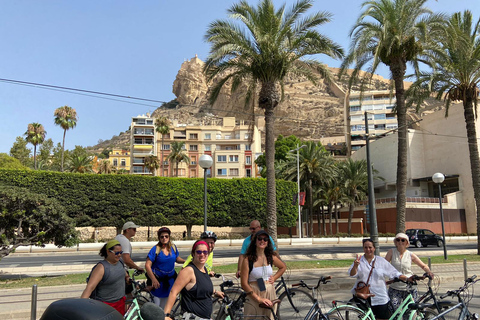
[146,119,153,125]
[246,169,251,177]
[113,159,118,166]
[245,144,251,151]
[204,133,211,140]
[205,145,211,151]
[175,168,186,176]
[191,156,197,165]
[374,114,386,120]
[120,159,126,167]
[163,144,170,150]
[133,158,144,164]
[229,168,239,176]
[350,106,361,112]
[246,156,251,165]
[190,145,198,151]
[133,166,143,173]
[216,133,222,139]
[190,169,196,177]
[217,168,227,176]
[134,138,143,144]
[224,134,232,140]
[206,169,211,178]
[217,155,227,162]
[189,133,198,140]
[145,138,153,145]
[229,155,239,162]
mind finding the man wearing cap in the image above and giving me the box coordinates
[115,221,144,272]
[236,220,276,278]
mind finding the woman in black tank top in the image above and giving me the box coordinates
[163,240,224,320]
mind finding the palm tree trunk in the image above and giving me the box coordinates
[265,104,278,245]
[308,179,314,237]
[463,97,480,254]
[322,207,326,235]
[61,129,66,172]
[391,62,407,234]
[161,136,165,177]
[335,203,339,234]
[328,204,332,235]
[33,145,37,170]
[176,160,179,177]
[348,203,354,235]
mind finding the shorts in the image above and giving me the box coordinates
[102,296,126,315]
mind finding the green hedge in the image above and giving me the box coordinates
[0,169,297,229]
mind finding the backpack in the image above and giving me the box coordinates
[86,260,125,299]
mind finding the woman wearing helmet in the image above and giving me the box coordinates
[145,227,185,308]
[182,231,217,275]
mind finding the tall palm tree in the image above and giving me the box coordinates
[204,0,343,242]
[168,141,190,177]
[278,141,336,237]
[67,155,93,173]
[338,159,368,235]
[341,0,445,233]
[24,123,46,170]
[155,116,170,177]
[407,10,480,254]
[98,159,113,174]
[144,155,160,176]
[54,105,78,172]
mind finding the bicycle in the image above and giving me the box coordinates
[276,276,315,319]
[409,275,479,320]
[212,273,244,320]
[124,270,155,320]
[327,274,438,320]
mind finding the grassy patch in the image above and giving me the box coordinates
[1,254,479,289]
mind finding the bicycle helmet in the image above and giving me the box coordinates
[158,227,171,235]
[200,231,217,242]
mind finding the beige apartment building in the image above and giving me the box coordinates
[130,114,156,175]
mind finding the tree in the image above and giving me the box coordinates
[256,135,301,178]
[278,141,336,237]
[0,153,29,170]
[54,105,78,172]
[338,159,368,235]
[97,159,114,174]
[10,136,32,167]
[38,138,54,170]
[168,141,190,177]
[407,10,480,254]
[155,116,170,177]
[24,123,46,170]
[144,155,160,176]
[341,0,445,234]
[204,0,343,243]
[0,186,78,259]
[67,155,94,173]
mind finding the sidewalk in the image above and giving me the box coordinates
[1,261,479,320]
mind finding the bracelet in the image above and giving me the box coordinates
[165,313,171,318]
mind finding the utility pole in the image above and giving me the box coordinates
[365,112,380,255]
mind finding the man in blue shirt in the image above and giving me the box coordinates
[236,220,276,278]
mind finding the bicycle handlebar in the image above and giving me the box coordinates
[291,275,331,290]
[386,274,427,286]
[440,274,478,299]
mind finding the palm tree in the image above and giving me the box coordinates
[341,0,445,233]
[144,155,160,176]
[155,116,170,177]
[24,123,46,170]
[67,155,93,173]
[98,159,113,174]
[338,159,368,235]
[278,141,336,237]
[407,10,480,254]
[204,0,343,243]
[54,105,78,172]
[168,141,190,177]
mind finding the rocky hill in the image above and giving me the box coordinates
[89,55,444,152]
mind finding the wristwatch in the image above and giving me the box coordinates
[165,313,171,318]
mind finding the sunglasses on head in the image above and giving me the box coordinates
[257,236,269,242]
[109,250,123,256]
[196,250,209,256]
[160,235,169,239]
[395,238,407,243]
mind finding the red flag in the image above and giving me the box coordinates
[299,192,306,206]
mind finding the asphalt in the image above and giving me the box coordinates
[1,243,479,320]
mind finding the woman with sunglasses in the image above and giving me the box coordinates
[385,233,433,310]
[241,230,286,320]
[145,227,185,308]
[164,240,224,320]
[81,239,129,315]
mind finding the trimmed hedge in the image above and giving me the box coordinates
[0,169,297,229]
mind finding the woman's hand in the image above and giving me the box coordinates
[214,290,225,299]
[354,254,361,267]
[259,298,273,307]
[152,278,160,289]
[267,276,275,284]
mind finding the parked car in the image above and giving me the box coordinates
[406,229,444,248]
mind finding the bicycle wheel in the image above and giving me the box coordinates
[327,305,372,320]
[212,288,244,320]
[277,288,315,320]
[407,307,438,320]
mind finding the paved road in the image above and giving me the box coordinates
[1,243,475,270]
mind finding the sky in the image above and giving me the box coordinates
[0,0,478,154]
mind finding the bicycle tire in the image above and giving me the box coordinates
[277,288,315,320]
[407,307,438,320]
[212,288,244,320]
[327,305,372,320]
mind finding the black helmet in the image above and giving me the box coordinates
[158,227,171,236]
[200,231,217,242]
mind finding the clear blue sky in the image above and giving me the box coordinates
[0,0,477,154]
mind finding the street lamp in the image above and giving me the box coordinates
[432,172,448,260]
[199,154,213,232]
[290,144,307,238]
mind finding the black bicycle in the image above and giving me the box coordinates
[276,276,316,319]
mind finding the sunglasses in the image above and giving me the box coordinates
[257,237,269,242]
[395,238,407,243]
[196,250,209,256]
[160,235,169,239]
[109,250,123,256]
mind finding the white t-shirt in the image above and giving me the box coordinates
[348,255,402,306]
[115,234,132,255]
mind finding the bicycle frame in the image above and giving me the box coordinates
[427,301,470,320]
[275,277,302,313]
[125,297,143,320]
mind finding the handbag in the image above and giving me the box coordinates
[354,258,375,298]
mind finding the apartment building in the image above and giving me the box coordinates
[158,117,262,178]
[108,148,130,171]
[130,114,156,175]
[346,90,398,153]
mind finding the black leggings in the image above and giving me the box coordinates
[371,302,394,319]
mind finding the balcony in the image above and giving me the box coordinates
[190,161,197,165]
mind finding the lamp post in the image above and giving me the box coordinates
[432,172,448,260]
[291,144,307,238]
[199,154,213,232]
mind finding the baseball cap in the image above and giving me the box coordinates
[122,221,139,230]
